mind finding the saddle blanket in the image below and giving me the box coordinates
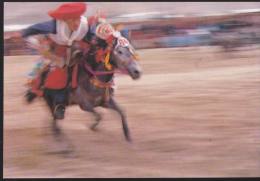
[44,67,68,89]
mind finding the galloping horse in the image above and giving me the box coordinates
[43,36,142,144]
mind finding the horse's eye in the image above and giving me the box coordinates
[118,50,122,54]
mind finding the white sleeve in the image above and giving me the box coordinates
[26,36,40,49]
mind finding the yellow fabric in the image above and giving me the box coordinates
[133,53,140,61]
[104,52,112,70]
[90,77,112,88]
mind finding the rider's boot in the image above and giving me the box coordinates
[25,77,42,103]
[53,104,65,120]
[52,88,68,120]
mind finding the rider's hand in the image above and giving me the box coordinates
[5,31,22,40]
[12,31,22,39]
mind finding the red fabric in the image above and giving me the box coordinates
[96,49,106,62]
[31,89,44,97]
[71,64,78,89]
[88,16,98,26]
[78,41,90,50]
[54,45,67,57]
[48,2,87,20]
[31,76,43,96]
[44,67,68,89]
[106,35,114,44]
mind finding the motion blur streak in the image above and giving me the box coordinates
[4,2,260,178]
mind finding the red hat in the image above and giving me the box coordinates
[48,2,87,20]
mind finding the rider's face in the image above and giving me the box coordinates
[64,17,81,31]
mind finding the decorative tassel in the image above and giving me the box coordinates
[133,53,140,61]
[104,52,112,70]
[105,88,110,102]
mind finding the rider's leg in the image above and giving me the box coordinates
[52,88,68,120]
[43,66,69,119]
[43,88,67,120]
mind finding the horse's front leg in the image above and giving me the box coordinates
[73,86,103,130]
[78,99,102,131]
[89,111,102,131]
[105,98,132,142]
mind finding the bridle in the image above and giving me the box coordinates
[82,36,139,101]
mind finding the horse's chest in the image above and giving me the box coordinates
[93,96,104,106]
[72,86,107,106]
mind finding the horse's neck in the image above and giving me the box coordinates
[95,64,114,83]
[78,45,114,83]
[79,59,114,84]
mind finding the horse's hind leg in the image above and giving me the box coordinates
[44,93,61,136]
[52,118,62,137]
[105,98,132,142]
[43,104,74,154]
[44,94,74,153]
[45,118,74,155]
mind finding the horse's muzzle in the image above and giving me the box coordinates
[128,67,142,80]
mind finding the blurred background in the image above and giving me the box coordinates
[4,2,260,178]
[4,2,260,55]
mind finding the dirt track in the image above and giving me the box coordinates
[4,46,260,178]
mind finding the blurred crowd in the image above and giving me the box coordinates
[129,12,260,50]
[4,11,260,56]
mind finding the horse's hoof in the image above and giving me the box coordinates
[45,140,74,155]
[89,124,99,131]
[126,136,132,143]
[62,151,78,158]
[45,148,73,155]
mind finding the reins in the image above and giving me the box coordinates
[84,62,114,76]
[83,62,128,76]
[83,62,115,102]
[80,35,136,101]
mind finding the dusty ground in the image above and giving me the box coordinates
[3,46,260,178]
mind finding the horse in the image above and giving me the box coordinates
[42,36,142,147]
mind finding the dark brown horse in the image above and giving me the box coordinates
[43,36,142,146]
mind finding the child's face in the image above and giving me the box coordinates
[64,17,81,31]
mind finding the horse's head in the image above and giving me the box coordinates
[110,36,142,80]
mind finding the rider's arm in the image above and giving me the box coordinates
[21,20,57,38]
